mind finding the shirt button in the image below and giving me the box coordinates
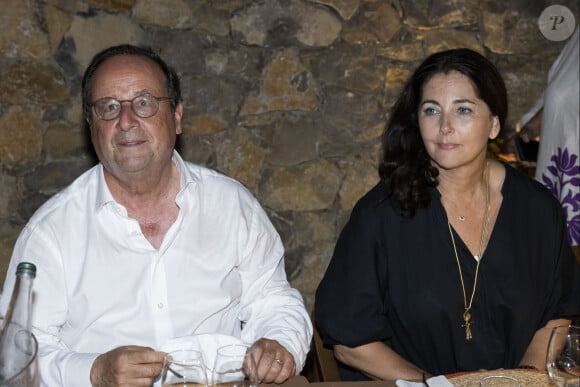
[157,302,164,309]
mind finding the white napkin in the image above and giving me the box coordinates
[396,375,454,387]
[156,333,246,387]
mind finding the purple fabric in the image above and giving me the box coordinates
[541,147,580,245]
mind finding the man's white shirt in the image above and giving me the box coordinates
[0,151,312,386]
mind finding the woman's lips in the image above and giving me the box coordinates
[438,142,459,150]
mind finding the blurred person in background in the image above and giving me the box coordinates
[518,28,579,261]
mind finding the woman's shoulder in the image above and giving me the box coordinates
[502,163,557,200]
[501,162,564,217]
[352,180,392,212]
[343,181,402,231]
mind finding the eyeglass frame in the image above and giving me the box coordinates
[89,92,173,121]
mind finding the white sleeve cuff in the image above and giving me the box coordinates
[61,353,99,387]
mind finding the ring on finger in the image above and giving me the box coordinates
[274,358,283,365]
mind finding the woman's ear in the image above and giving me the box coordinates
[489,116,500,140]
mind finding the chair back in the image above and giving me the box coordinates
[310,308,341,382]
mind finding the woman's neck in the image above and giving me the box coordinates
[437,160,488,202]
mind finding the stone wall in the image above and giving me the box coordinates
[1,0,578,309]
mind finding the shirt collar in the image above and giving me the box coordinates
[95,164,114,211]
[172,150,193,190]
[95,150,193,211]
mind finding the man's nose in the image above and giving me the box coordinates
[117,101,138,130]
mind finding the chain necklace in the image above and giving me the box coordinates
[447,162,490,340]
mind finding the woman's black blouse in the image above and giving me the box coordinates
[315,164,580,380]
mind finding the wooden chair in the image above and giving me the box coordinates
[572,245,580,266]
[310,308,341,382]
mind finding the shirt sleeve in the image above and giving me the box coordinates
[34,335,98,387]
[315,193,392,348]
[0,225,97,387]
[519,95,544,128]
[236,198,313,373]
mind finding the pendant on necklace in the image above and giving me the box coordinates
[458,215,465,222]
[462,310,473,340]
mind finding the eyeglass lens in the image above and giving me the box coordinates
[93,93,165,120]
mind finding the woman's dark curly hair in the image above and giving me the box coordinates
[378,48,507,219]
[81,44,182,126]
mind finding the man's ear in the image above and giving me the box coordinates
[174,102,183,135]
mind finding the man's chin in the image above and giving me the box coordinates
[112,156,154,175]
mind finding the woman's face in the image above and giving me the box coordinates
[418,70,500,170]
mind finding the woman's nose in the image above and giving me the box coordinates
[439,113,454,134]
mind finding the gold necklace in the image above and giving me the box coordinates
[447,162,490,340]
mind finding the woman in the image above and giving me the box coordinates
[315,48,580,381]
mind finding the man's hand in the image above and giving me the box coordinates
[248,338,296,384]
[90,345,165,386]
[519,107,543,142]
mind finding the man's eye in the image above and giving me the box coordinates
[135,96,152,107]
[103,102,119,112]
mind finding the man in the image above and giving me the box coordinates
[0,45,312,386]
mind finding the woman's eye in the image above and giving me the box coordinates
[457,106,472,114]
[423,107,439,115]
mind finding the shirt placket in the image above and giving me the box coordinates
[151,253,173,345]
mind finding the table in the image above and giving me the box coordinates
[275,369,557,386]
[270,376,393,387]
[312,382,393,387]
[447,369,557,386]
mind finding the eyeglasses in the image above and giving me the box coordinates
[90,93,172,121]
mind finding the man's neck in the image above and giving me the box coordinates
[104,161,180,211]
[104,161,182,249]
